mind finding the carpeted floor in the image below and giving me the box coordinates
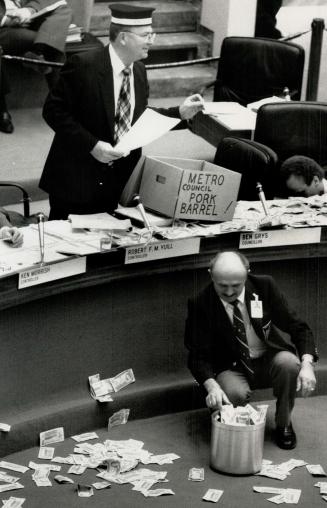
[1,396,326,507]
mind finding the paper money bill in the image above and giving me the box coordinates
[2,497,25,508]
[267,494,285,504]
[38,447,55,460]
[39,427,64,447]
[68,465,87,475]
[283,489,301,503]
[110,369,135,392]
[0,423,11,432]
[0,462,28,474]
[108,409,130,428]
[0,472,20,484]
[322,495,327,502]
[132,479,158,492]
[33,477,52,487]
[92,482,111,490]
[320,483,327,495]
[77,484,94,497]
[253,486,285,494]
[89,374,113,401]
[54,475,74,484]
[0,484,24,493]
[71,432,99,442]
[203,489,224,502]
[306,464,327,476]
[142,489,175,497]
[29,461,61,471]
[188,467,204,481]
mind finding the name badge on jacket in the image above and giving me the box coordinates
[250,293,263,319]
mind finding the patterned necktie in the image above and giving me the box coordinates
[231,300,254,378]
[114,67,131,144]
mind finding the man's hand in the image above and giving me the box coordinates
[179,94,204,120]
[6,7,34,25]
[296,363,316,397]
[1,226,24,248]
[90,141,129,163]
[204,378,231,410]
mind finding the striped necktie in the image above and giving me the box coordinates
[231,300,254,378]
[114,67,131,144]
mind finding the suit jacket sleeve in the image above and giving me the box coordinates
[267,276,318,360]
[43,54,99,154]
[185,291,234,385]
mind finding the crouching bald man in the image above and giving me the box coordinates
[185,251,317,449]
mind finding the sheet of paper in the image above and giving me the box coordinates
[203,101,245,115]
[115,109,180,152]
[69,213,131,231]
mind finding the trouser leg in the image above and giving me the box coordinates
[216,369,251,407]
[268,351,300,427]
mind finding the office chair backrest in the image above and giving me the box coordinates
[254,101,327,167]
[214,137,278,200]
[214,36,304,106]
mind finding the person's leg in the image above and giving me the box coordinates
[216,369,251,407]
[32,5,72,54]
[269,350,300,428]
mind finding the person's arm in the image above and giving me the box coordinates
[268,276,317,396]
[42,54,99,153]
[204,378,231,410]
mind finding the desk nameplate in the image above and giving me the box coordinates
[18,257,86,289]
[125,238,200,264]
[239,228,321,249]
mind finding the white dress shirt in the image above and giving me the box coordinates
[220,288,267,359]
[109,44,135,122]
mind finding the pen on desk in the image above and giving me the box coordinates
[256,182,269,216]
[37,213,45,265]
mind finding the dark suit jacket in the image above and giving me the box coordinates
[39,46,182,207]
[185,274,318,385]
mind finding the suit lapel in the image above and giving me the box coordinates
[132,62,147,124]
[98,46,116,142]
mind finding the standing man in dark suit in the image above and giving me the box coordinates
[0,0,72,133]
[185,251,317,449]
[39,3,204,220]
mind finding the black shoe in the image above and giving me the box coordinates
[0,111,14,134]
[23,51,52,75]
[275,423,297,450]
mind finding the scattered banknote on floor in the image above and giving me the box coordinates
[0,423,11,432]
[71,432,99,442]
[202,489,224,503]
[0,462,28,474]
[38,447,55,460]
[267,488,301,504]
[39,427,64,447]
[0,471,20,484]
[88,374,113,402]
[315,482,327,495]
[188,467,204,481]
[2,497,25,508]
[108,409,130,428]
[77,484,94,497]
[256,458,307,481]
[110,369,135,392]
[54,475,74,484]
[92,481,111,490]
[306,464,327,476]
[141,488,175,497]
[0,484,24,493]
[68,465,87,475]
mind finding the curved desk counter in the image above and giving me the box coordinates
[1,231,327,457]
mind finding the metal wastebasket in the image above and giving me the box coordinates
[210,410,265,475]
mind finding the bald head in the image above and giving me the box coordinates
[210,251,249,303]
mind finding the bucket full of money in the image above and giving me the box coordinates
[210,404,267,475]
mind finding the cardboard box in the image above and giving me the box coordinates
[139,156,241,222]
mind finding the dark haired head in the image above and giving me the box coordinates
[280,156,324,185]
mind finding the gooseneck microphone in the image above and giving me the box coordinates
[131,194,152,232]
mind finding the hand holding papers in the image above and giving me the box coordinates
[179,93,204,119]
[90,141,129,164]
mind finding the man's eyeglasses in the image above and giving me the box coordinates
[123,31,156,42]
